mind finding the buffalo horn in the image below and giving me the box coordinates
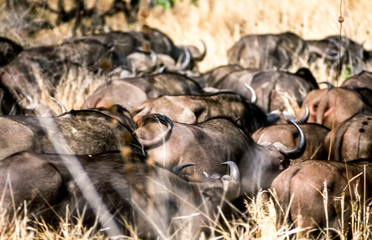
[150,49,157,65]
[179,47,191,70]
[319,81,334,89]
[19,91,34,105]
[173,162,196,175]
[158,65,167,73]
[278,117,306,159]
[295,105,309,124]
[221,161,240,181]
[244,84,257,104]
[50,96,67,113]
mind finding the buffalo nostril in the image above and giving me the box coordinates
[359,128,365,133]
[362,121,368,125]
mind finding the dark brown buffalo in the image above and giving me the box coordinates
[207,68,318,115]
[253,123,329,162]
[83,25,205,71]
[81,72,204,110]
[130,91,277,135]
[306,35,372,79]
[0,151,239,239]
[140,25,206,70]
[134,114,305,197]
[194,64,244,87]
[0,39,119,113]
[270,159,372,238]
[227,32,309,70]
[325,113,372,162]
[0,107,140,160]
[296,87,372,129]
[125,51,176,75]
[0,37,23,66]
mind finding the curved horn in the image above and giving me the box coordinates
[135,114,173,148]
[325,50,345,61]
[158,65,167,73]
[245,84,257,104]
[319,81,334,89]
[150,49,157,65]
[173,162,196,175]
[221,161,240,181]
[192,40,207,61]
[296,105,309,124]
[50,96,67,113]
[18,91,33,105]
[278,117,306,159]
[179,47,191,70]
[266,111,280,124]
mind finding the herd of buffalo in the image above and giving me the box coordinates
[0,25,371,239]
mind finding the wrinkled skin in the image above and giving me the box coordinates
[0,151,239,239]
[325,113,372,162]
[270,159,372,238]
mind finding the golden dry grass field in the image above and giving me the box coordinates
[2,0,372,72]
[0,0,371,239]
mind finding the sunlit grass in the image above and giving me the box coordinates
[0,0,371,239]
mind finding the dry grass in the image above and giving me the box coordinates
[2,0,372,71]
[0,0,371,239]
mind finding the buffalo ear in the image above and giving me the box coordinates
[134,114,173,148]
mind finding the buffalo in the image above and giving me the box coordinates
[140,24,206,71]
[341,71,372,106]
[134,113,306,197]
[81,25,205,72]
[81,72,204,110]
[296,86,372,129]
[206,67,318,116]
[341,70,372,91]
[194,64,244,87]
[325,113,372,162]
[0,151,240,239]
[0,107,140,160]
[130,91,277,135]
[227,31,309,71]
[0,38,119,114]
[0,27,203,115]
[306,35,372,80]
[270,159,372,238]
